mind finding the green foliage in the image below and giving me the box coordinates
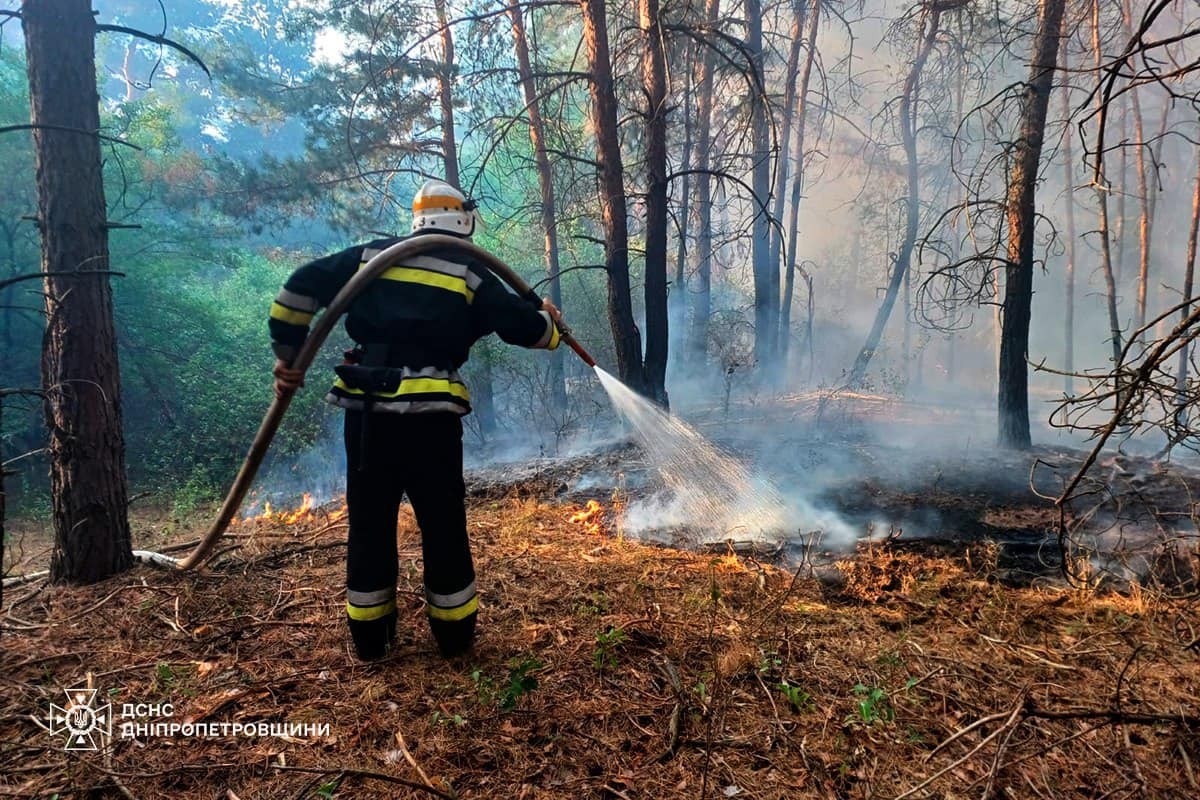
[777,679,814,713]
[472,657,543,711]
[849,683,894,725]
[593,625,627,672]
[155,662,176,694]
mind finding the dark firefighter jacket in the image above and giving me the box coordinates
[268,233,560,415]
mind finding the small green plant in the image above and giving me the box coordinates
[471,657,543,711]
[573,591,609,617]
[593,625,626,671]
[430,710,467,726]
[497,657,541,711]
[758,652,783,675]
[314,780,339,799]
[875,651,903,668]
[850,683,894,725]
[155,662,176,693]
[470,667,494,702]
[777,679,813,712]
[693,678,709,704]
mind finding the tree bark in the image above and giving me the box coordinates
[779,0,820,363]
[580,0,645,391]
[769,0,807,315]
[1121,0,1152,331]
[508,2,566,413]
[997,0,1066,449]
[1060,55,1076,395]
[671,44,693,371]
[434,0,459,189]
[640,0,670,405]
[746,0,776,369]
[848,2,941,386]
[687,0,721,363]
[1174,147,1200,428]
[23,0,133,582]
[1092,0,1123,370]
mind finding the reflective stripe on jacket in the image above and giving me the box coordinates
[268,233,559,414]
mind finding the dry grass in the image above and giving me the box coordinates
[2,496,1198,799]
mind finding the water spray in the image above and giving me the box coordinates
[174,235,598,571]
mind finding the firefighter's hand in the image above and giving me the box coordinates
[541,298,564,326]
[273,359,305,398]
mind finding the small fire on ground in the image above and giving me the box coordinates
[568,500,606,535]
[243,493,348,525]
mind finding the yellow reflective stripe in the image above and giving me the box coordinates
[548,325,561,350]
[332,376,470,401]
[346,599,396,621]
[375,267,474,302]
[426,594,478,622]
[270,302,314,326]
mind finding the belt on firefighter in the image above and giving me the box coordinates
[356,342,452,369]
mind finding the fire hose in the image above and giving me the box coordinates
[171,234,596,571]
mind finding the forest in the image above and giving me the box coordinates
[1,0,1200,797]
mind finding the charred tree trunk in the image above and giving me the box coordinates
[746,0,776,370]
[687,0,720,363]
[1061,58,1076,395]
[23,0,133,582]
[997,0,1066,449]
[580,0,645,391]
[640,0,670,406]
[509,2,566,413]
[847,3,941,387]
[780,0,820,367]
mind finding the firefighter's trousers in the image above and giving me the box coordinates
[343,410,477,659]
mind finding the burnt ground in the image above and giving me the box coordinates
[469,401,1200,592]
[2,395,1199,798]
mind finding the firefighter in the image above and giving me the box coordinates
[269,179,563,660]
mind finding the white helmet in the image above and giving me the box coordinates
[411,179,479,236]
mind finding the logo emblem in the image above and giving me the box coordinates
[49,684,112,751]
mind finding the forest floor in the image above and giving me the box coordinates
[3,478,1200,799]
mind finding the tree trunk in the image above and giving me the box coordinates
[580,0,645,391]
[1092,0,1123,370]
[997,0,1066,449]
[472,345,498,437]
[640,0,669,406]
[847,3,941,386]
[769,0,807,299]
[1121,0,1152,331]
[508,2,567,413]
[780,0,820,363]
[1174,147,1200,428]
[434,0,459,189]
[1060,56,1076,395]
[687,0,721,363]
[746,0,776,369]
[671,44,693,372]
[23,0,133,582]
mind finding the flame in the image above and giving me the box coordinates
[329,506,348,523]
[281,493,314,524]
[568,500,605,535]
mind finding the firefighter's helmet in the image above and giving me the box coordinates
[411,179,478,236]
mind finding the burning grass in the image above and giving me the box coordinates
[2,494,1199,798]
